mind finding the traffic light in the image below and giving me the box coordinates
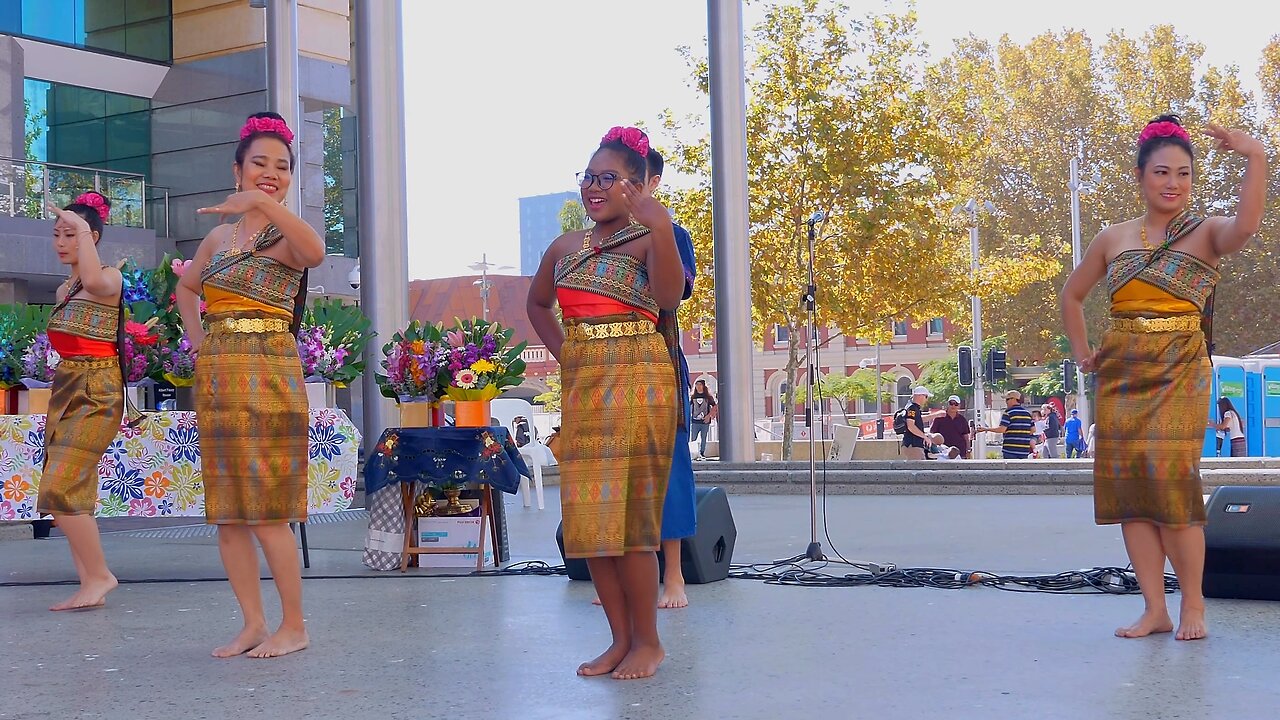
[958,346,974,387]
[986,349,1007,381]
[1062,359,1078,394]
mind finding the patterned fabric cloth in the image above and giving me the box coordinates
[363,426,530,497]
[1094,216,1215,528]
[47,298,118,357]
[37,357,123,514]
[197,241,308,525]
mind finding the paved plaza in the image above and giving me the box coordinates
[4,491,1280,720]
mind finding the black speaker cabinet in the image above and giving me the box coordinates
[1204,486,1280,601]
[557,486,737,584]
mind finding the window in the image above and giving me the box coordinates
[2,0,173,63]
[928,318,944,336]
[775,324,789,344]
[892,320,909,337]
[896,377,913,409]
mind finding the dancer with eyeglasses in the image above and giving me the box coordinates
[176,112,325,658]
[1062,115,1266,640]
[527,126,684,680]
[37,191,122,611]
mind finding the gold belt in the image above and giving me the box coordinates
[58,356,118,369]
[1110,316,1201,333]
[564,319,656,341]
[209,317,291,334]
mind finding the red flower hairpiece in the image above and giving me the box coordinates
[73,192,109,220]
[601,126,650,158]
[1138,121,1190,147]
[240,116,295,144]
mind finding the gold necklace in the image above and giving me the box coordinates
[1140,216,1153,250]
[228,218,246,255]
[581,228,593,250]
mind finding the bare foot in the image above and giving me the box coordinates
[50,574,117,611]
[1176,602,1208,641]
[212,625,269,658]
[1115,609,1174,639]
[577,642,629,677]
[248,626,310,658]
[612,642,665,680]
[658,582,688,609]
[590,596,602,606]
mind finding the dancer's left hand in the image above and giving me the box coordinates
[197,189,271,218]
[618,179,670,230]
[1204,123,1265,157]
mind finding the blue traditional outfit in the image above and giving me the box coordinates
[1094,214,1216,527]
[660,223,698,542]
[554,224,680,557]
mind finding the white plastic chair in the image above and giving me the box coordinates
[490,397,546,510]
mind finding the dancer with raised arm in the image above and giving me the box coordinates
[38,191,122,611]
[1061,115,1266,641]
[527,126,684,679]
[176,112,325,658]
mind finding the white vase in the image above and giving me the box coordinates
[306,381,336,409]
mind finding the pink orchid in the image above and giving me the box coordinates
[171,258,191,277]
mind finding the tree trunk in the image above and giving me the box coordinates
[781,326,801,460]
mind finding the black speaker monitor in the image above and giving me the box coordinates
[1204,486,1280,601]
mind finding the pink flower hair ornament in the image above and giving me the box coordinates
[1138,121,1191,147]
[240,116,295,144]
[601,126,650,158]
[73,192,109,220]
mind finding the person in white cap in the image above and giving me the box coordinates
[930,394,972,459]
[899,386,933,460]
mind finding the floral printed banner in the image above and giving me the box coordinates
[0,409,360,521]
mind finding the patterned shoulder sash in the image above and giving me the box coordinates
[200,223,285,282]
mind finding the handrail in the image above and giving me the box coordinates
[0,156,166,233]
[0,155,147,180]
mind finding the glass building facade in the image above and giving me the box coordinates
[0,0,172,63]
[23,78,151,226]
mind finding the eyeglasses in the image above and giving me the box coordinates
[948,401,960,406]
[576,171,641,191]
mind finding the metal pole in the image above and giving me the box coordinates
[707,0,754,463]
[970,217,987,460]
[874,341,883,438]
[265,0,303,213]
[1068,155,1090,432]
[354,0,410,447]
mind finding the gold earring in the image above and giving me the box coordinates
[235,182,241,192]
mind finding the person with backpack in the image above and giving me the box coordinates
[896,386,932,460]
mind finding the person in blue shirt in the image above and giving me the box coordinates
[1064,408,1085,458]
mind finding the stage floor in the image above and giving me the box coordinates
[4,493,1277,720]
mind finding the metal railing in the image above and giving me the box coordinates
[0,156,168,234]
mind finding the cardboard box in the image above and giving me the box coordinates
[416,516,493,568]
[18,388,51,414]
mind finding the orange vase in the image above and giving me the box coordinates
[453,399,491,427]
[399,399,434,428]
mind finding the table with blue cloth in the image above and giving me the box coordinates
[363,426,530,572]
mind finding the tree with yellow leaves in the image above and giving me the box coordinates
[662,0,1058,458]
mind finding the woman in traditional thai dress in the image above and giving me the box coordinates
[38,191,122,611]
[527,126,685,679]
[176,112,325,658]
[1062,115,1266,641]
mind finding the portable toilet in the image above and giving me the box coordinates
[1255,355,1280,457]
[1245,359,1264,457]
[1207,356,1250,457]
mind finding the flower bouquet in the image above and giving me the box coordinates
[375,320,450,402]
[122,319,161,384]
[441,318,527,402]
[0,304,53,389]
[19,332,60,388]
[160,333,197,387]
[297,298,374,387]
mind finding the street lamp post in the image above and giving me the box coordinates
[955,198,996,459]
[1068,150,1099,431]
[469,254,513,322]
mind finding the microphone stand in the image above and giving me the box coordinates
[801,215,825,562]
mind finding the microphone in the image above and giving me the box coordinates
[806,210,825,226]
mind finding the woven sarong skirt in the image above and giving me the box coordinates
[559,322,678,558]
[37,357,123,515]
[1093,325,1211,527]
[195,313,308,525]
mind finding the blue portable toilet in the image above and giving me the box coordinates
[1254,355,1280,457]
[1207,356,1250,457]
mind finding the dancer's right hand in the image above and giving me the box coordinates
[1076,347,1100,373]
